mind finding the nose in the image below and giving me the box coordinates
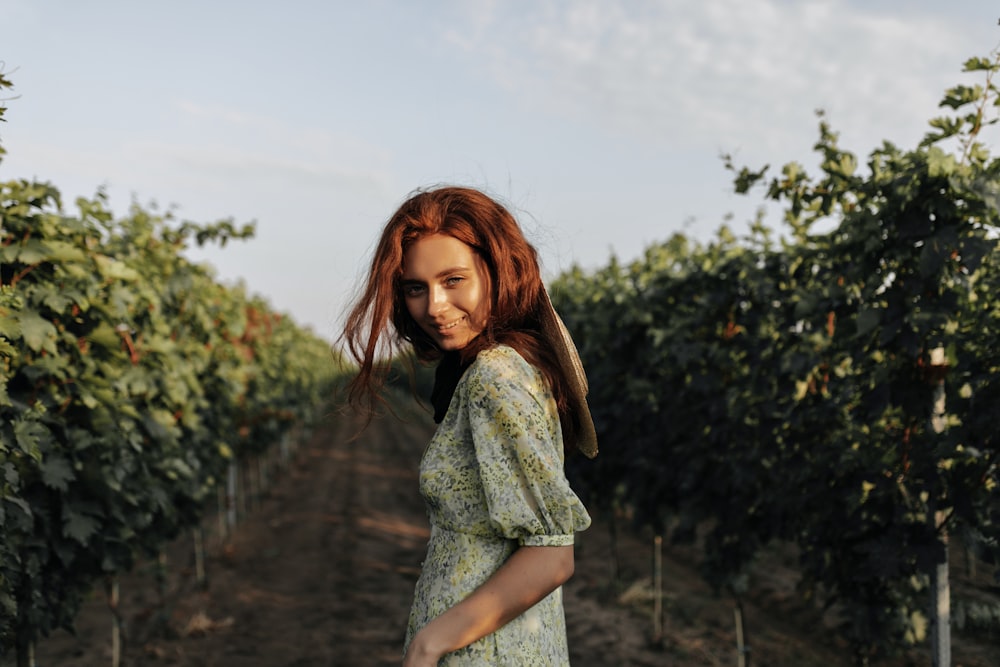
[428,285,448,318]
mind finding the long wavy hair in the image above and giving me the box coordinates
[339,185,582,451]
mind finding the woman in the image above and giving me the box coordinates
[340,186,597,665]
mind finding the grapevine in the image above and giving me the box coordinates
[0,184,340,656]
[555,50,1000,662]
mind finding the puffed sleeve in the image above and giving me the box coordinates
[465,347,592,546]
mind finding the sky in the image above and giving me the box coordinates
[1,0,998,340]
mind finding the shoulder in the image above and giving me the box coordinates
[468,344,534,378]
[462,345,558,432]
[464,345,545,395]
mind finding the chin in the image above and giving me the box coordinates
[433,331,480,352]
[436,339,470,352]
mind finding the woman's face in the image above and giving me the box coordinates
[401,233,491,352]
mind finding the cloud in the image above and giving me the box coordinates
[445,0,982,161]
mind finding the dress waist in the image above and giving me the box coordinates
[428,519,509,541]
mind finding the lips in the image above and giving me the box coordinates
[434,317,464,334]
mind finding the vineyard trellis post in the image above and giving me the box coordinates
[105,576,122,667]
[226,460,239,533]
[14,637,35,667]
[652,535,663,645]
[929,346,951,667]
[192,526,208,589]
[734,597,749,667]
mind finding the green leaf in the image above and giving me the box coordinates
[926,148,955,178]
[926,116,962,136]
[13,419,49,461]
[63,511,99,545]
[855,307,882,338]
[17,310,58,353]
[962,56,997,72]
[0,314,21,340]
[41,289,76,313]
[3,462,19,485]
[14,238,50,265]
[919,239,947,279]
[940,84,984,110]
[87,322,121,350]
[0,244,18,263]
[40,456,74,491]
[0,337,17,361]
[44,240,88,263]
[3,496,32,523]
[94,255,140,282]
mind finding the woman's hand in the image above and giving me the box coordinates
[402,629,442,667]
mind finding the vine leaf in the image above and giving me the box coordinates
[0,313,21,339]
[13,419,48,461]
[63,511,99,545]
[855,307,882,338]
[40,457,74,491]
[2,496,32,523]
[17,311,57,353]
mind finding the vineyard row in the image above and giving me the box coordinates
[554,53,1000,664]
[0,181,341,662]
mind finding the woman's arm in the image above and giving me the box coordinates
[402,544,575,667]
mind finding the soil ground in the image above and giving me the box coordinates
[25,401,1000,666]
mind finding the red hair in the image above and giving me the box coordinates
[339,185,582,451]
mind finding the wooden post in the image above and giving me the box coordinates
[965,538,977,580]
[15,638,36,667]
[217,484,227,542]
[155,550,169,628]
[238,460,249,517]
[930,509,951,667]
[106,576,122,667]
[259,450,270,494]
[279,432,290,467]
[226,459,238,532]
[193,525,207,589]
[735,597,750,667]
[253,456,263,509]
[929,346,951,667]
[246,458,254,512]
[652,535,663,644]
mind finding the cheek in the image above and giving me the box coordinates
[473,290,492,326]
[403,297,423,321]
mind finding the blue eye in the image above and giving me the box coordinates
[403,284,425,297]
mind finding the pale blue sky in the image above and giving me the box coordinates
[2,0,997,338]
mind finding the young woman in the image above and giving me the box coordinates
[340,186,597,665]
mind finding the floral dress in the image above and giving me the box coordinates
[404,345,592,665]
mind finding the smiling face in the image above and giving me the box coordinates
[400,233,492,352]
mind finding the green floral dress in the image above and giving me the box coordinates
[404,345,592,665]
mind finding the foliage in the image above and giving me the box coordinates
[0,182,340,653]
[554,50,1000,660]
[0,64,13,164]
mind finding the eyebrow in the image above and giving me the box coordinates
[400,266,471,284]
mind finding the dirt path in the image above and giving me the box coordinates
[29,404,1000,666]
